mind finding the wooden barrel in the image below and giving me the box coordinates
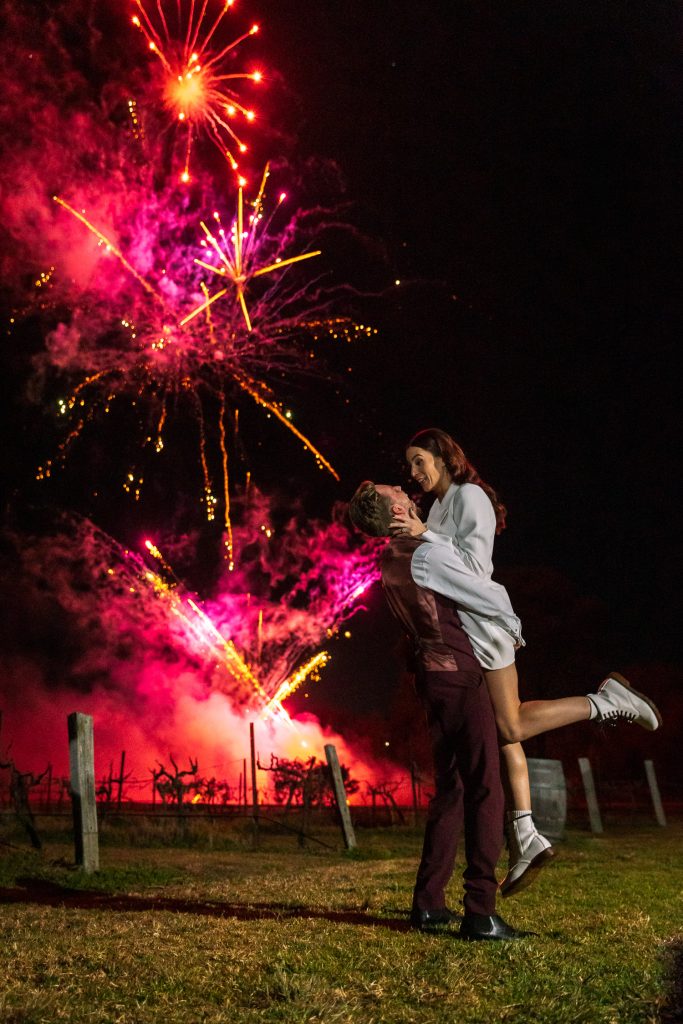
[527,758,567,840]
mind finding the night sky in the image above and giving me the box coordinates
[267,6,683,634]
[2,1,682,763]
[266,1,683,736]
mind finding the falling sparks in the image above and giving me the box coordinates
[34,266,56,290]
[131,0,262,180]
[127,97,144,141]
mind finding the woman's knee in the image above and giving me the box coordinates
[495,715,524,744]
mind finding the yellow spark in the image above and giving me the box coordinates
[233,372,339,481]
[218,389,234,568]
[256,608,263,664]
[155,401,167,453]
[265,651,330,711]
[195,395,217,521]
[53,197,165,305]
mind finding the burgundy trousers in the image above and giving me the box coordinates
[412,668,504,917]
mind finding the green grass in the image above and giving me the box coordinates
[1,823,681,1023]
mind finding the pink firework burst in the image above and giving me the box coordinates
[131,0,263,182]
[39,166,345,553]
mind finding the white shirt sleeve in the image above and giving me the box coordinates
[450,485,496,576]
[411,541,523,643]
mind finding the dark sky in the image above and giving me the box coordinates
[263,0,682,659]
[2,1,682,734]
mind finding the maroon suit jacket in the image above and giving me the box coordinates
[381,536,482,676]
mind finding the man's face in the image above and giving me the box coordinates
[375,484,413,517]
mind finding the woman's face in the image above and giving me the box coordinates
[406,445,450,494]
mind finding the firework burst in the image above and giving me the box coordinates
[131,0,262,182]
[181,165,321,332]
[3,0,373,564]
[40,168,347,559]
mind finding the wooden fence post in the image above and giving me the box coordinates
[578,757,603,834]
[644,760,667,826]
[68,712,99,872]
[324,744,357,850]
[116,750,126,810]
[249,723,259,847]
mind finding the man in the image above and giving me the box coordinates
[349,480,524,940]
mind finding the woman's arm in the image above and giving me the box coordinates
[392,485,496,574]
[411,541,523,642]
[449,484,496,576]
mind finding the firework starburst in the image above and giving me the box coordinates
[181,165,322,332]
[46,170,342,558]
[131,0,262,181]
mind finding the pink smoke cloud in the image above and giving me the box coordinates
[0,503,388,799]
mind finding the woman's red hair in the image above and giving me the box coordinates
[407,427,507,534]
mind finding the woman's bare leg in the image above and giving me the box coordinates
[499,741,531,811]
[484,664,560,895]
[485,664,591,745]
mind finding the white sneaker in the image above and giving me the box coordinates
[588,672,661,731]
[500,822,555,898]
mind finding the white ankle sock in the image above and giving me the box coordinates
[506,810,535,842]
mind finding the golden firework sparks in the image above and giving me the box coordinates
[180,165,321,332]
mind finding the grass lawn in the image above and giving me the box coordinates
[1,821,681,1023]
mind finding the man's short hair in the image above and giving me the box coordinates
[348,481,392,537]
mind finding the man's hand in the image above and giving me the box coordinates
[390,505,427,538]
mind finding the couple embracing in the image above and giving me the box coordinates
[349,427,661,941]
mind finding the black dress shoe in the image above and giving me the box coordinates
[459,912,524,941]
[409,907,458,930]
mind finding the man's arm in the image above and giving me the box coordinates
[411,540,523,642]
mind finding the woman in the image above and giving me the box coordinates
[392,427,661,896]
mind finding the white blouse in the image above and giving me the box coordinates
[411,482,522,670]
